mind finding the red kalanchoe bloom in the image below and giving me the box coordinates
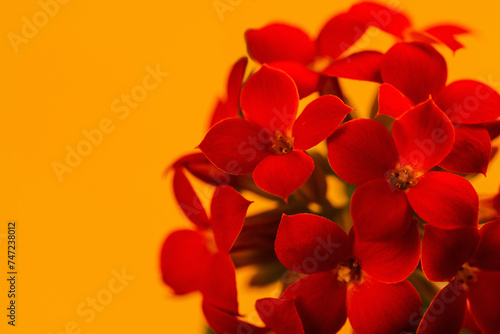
[347,1,469,52]
[377,42,500,174]
[245,23,321,98]
[199,65,352,200]
[316,1,469,85]
[418,219,500,333]
[245,2,468,98]
[245,12,383,97]
[160,185,266,333]
[327,42,500,174]
[256,213,421,334]
[328,99,479,240]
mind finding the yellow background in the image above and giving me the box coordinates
[1,0,499,333]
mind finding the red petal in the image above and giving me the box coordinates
[209,58,248,128]
[405,29,440,45]
[201,253,239,315]
[317,12,368,59]
[292,95,353,151]
[438,124,491,175]
[348,2,412,38]
[322,51,384,83]
[256,298,305,334]
[495,192,500,215]
[435,80,500,124]
[253,151,314,200]
[377,83,414,119]
[347,277,422,334]
[381,42,447,104]
[416,280,467,334]
[160,229,212,294]
[275,213,351,274]
[241,65,299,132]
[424,24,469,52]
[354,222,420,284]
[327,119,398,185]
[208,99,229,129]
[282,272,347,334]
[226,57,248,116]
[210,185,252,253]
[182,158,233,186]
[485,119,500,140]
[198,118,270,174]
[208,98,229,129]
[470,219,500,270]
[172,152,233,186]
[203,303,268,334]
[268,61,320,98]
[392,99,455,171]
[407,171,479,229]
[421,225,479,282]
[245,23,316,65]
[351,177,414,241]
[171,152,210,169]
[173,167,210,228]
[467,270,500,333]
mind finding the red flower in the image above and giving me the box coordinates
[328,99,479,240]
[245,23,319,98]
[160,185,266,333]
[377,42,500,174]
[245,13,382,97]
[326,42,500,174]
[419,219,500,333]
[245,2,468,98]
[320,1,468,85]
[256,213,421,334]
[199,65,352,200]
[347,1,469,52]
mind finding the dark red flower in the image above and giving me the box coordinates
[376,42,500,174]
[160,185,265,333]
[199,65,352,200]
[328,99,479,240]
[419,219,500,333]
[256,213,421,334]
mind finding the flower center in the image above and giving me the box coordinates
[456,262,479,289]
[336,258,362,284]
[270,131,294,155]
[386,163,422,191]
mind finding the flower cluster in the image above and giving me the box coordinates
[160,2,500,333]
